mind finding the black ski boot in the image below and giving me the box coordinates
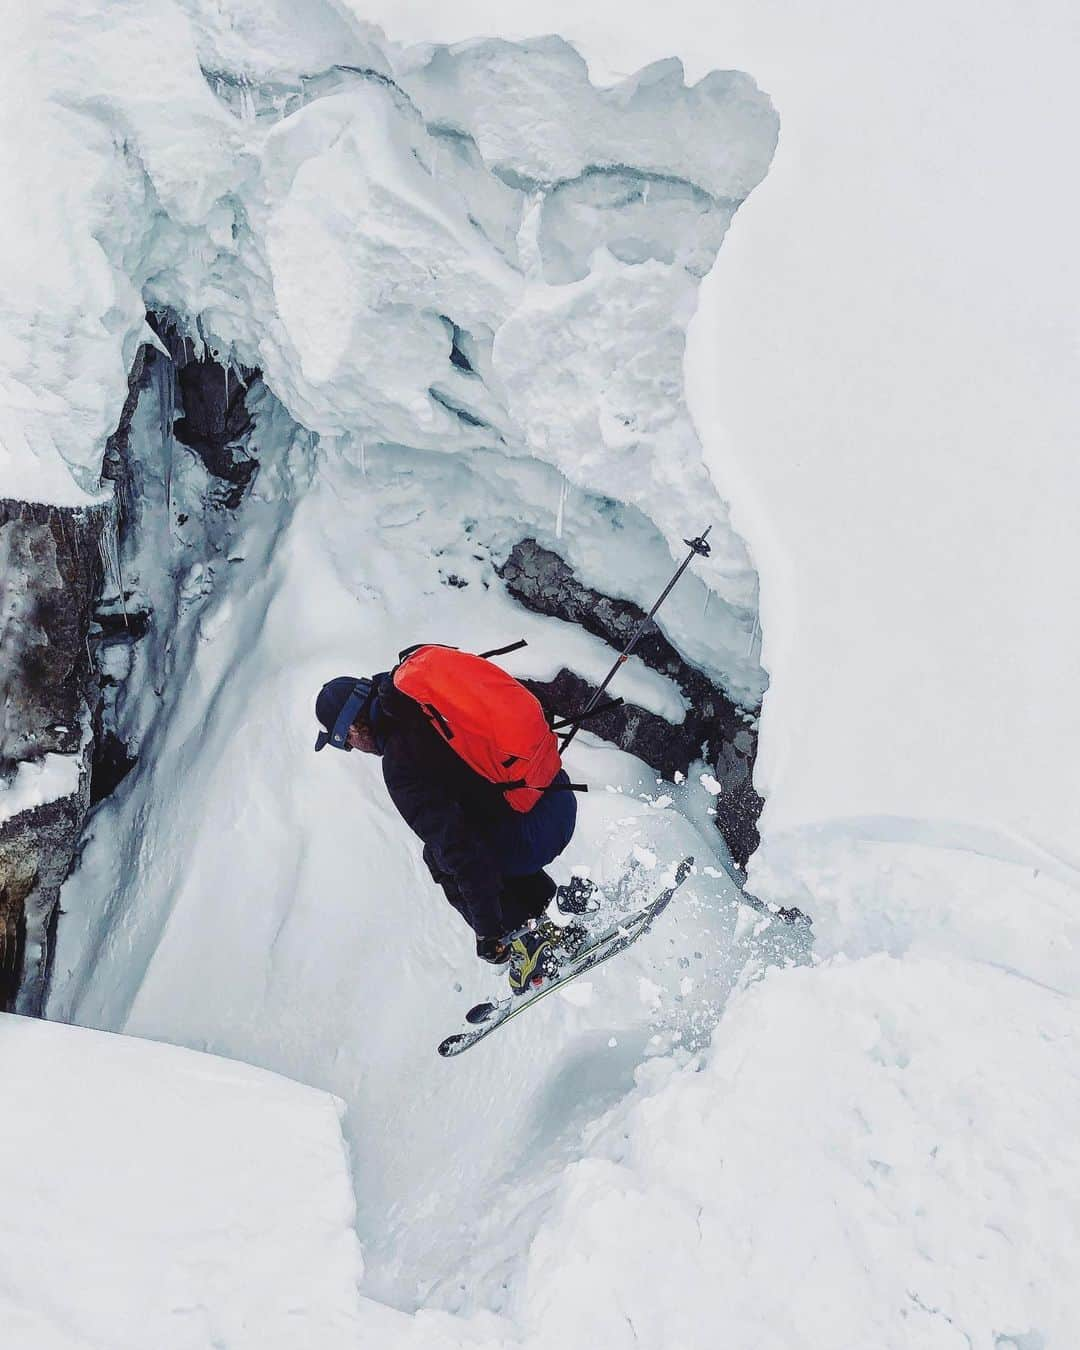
[507,919,587,995]
[556,875,598,915]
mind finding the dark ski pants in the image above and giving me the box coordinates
[422,844,556,938]
[420,773,576,938]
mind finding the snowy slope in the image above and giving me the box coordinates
[0,1010,370,1348]
[47,418,777,1309]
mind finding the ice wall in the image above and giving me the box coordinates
[2,0,776,668]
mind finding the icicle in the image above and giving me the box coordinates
[224,360,230,407]
[517,189,545,279]
[360,440,367,477]
[555,478,568,539]
[158,352,176,516]
[702,589,712,618]
[745,613,760,659]
[97,505,128,628]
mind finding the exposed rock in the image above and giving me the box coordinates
[1,781,90,1012]
[0,499,107,765]
[92,608,151,643]
[148,314,262,509]
[0,333,162,1010]
[0,498,106,1011]
[500,538,763,867]
[89,731,137,806]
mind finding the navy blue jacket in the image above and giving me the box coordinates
[371,674,576,936]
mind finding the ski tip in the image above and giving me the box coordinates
[438,1034,470,1058]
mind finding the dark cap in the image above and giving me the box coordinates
[314,676,373,752]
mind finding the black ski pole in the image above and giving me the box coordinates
[559,526,713,753]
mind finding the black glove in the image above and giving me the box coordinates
[475,935,510,965]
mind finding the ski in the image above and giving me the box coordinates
[437,857,694,1058]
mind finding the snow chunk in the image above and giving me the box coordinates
[698,772,722,795]
[0,1012,369,1347]
[559,981,594,1008]
[632,844,658,870]
[637,976,663,1009]
[0,754,81,826]
[398,39,777,202]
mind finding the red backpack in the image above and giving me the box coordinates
[392,643,565,813]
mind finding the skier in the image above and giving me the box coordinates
[314,660,585,994]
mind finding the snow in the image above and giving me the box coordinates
[0,1010,372,1348]
[0,754,81,825]
[684,3,1080,860]
[397,38,774,200]
[47,422,764,1309]
[500,955,1080,1349]
[5,0,1079,1346]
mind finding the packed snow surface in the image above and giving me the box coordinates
[4,0,1078,1346]
[0,1011,368,1347]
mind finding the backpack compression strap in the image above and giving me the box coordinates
[397,638,528,662]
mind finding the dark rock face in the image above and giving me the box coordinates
[2,311,268,1010]
[89,731,137,806]
[499,539,764,868]
[148,314,262,509]
[0,499,107,768]
[1,788,90,1012]
[0,497,106,1011]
